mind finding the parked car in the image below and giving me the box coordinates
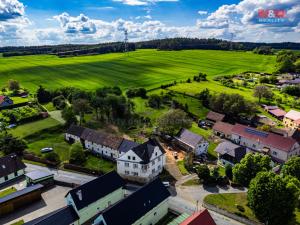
[41,147,53,153]
[7,124,17,129]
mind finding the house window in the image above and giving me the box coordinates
[158,165,161,170]
[132,172,138,176]
[133,164,138,169]
[4,176,8,181]
[272,151,278,156]
[125,162,129,167]
[133,156,136,160]
[152,169,155,173]
[125,171,129,175]
[152,161,155,166]
[128,156,131,160]
[14,171,18,177]
[154,212,157,216]
[158,156,161,162]
[155,152,157,156]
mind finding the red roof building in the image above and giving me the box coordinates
[180,209,217,225]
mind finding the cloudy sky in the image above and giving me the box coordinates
[0,0,299,46]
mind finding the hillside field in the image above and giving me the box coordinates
[0,49,276,91]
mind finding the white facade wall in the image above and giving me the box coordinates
[0,169,25,184]
[231,133,300,162]
[117,147,165,183]
[195,141,209,156]
[84,140,119,159]
[65,133,81,142]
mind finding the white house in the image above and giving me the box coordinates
[117,139,166,183]
[0,154,26,185]
[93,178,170,225]
[283,110,300,129]
[174,128,209,156]
[231,124,300,163]
[65,125,138,161]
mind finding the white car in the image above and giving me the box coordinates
[41,147,53,153]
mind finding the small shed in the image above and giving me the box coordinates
[205,111,225,126]
[26,171,54,187]
[0,184,43,216]
[215,141,246,166]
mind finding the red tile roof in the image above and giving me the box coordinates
[212,122,234,136]
[232,124,297,152]
[206,111,225,122]
[268,108,286,117]
[0,95,6,104]
[180,209,217,225]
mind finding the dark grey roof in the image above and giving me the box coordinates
[99,178,170,225]
[0,153,26,178]
[215,141,246,161]
[118,139,139,153]
[67,171,125,211]
[80,128,124,150]
[175,128,204,149]
[131,139,165,164]
[0,184,43,205]
[25,170,54,181]
[66,125,86,137]
[24,205,79,225]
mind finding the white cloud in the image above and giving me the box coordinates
[113,0,178,6]
[0,0,24,21]
[198,10,208,15]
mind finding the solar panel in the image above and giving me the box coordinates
[245,128,269,138]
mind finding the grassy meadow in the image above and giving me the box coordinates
[0,49,276,91]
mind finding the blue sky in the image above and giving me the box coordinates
[0,0,299,46]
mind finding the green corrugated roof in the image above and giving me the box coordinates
[167,213,190,225]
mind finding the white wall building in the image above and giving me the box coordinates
[117,139,166,183]
[174,128,209,156]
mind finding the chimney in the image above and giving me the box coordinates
[76,190,82,201]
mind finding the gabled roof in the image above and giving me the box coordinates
[212,122,234,136]
[0,95,11,104]
[66,171,125,211]
[118,139,139,153]
[131,138,165,164]
[206,111,225,122]
[175,128,204,149]
[285,110,300,121]
[99,178,170,225]
[80,128,124,150]
[24,205,79,225]
[268,108,286,117]
[0,153,26,178]
[215,141,246,161]
[232,124,297,152]
[0,184,43,205]
[180,209,217,225]
[66,125,86,138]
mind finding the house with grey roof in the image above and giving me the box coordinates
[65,125,138,160]
[215,141,247,166]
[94,178,170,225]
[0,153,26,185]
[174,128,209,156]
[65,171,126,224]
[117,139,166,183]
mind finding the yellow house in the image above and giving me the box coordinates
[283,110,300,129]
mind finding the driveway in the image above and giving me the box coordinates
[25,163,96,185]
[1,185,71,225]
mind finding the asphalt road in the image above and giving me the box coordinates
[25,163,96,185]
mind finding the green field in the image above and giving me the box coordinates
[0,50,276,91]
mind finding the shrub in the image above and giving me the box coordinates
[69,143,86,165]
[44,152,60,163]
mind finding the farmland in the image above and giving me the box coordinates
[0,49,276,91]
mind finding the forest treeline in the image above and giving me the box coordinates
[1,38,300,57]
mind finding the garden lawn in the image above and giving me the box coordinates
[204,193,258,222]
[26,130,71,162]
[10,118,61,138]
[0,49,276,92]
[0,187,17,198]
[84,154,116,173]
[177,160,189,175]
